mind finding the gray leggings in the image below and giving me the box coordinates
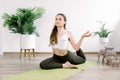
[40,48,86,69]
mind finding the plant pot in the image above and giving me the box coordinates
[99,37,109,45]
[20,35,36,49]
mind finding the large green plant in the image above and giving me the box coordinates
[93,21,113,38]
[2,7,45,36]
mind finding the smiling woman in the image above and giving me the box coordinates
[40,13,92,69]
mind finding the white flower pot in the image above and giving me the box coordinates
[20,35,36,49]
[99,38,109,45]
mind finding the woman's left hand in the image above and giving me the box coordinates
[82,31,92,38]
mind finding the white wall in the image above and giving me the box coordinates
[0,0,120,54]
[0,1,4,55]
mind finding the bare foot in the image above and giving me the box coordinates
[63,61,78,69]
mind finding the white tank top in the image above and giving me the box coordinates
[52,34,69,50]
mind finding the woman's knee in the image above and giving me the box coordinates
[82,58,86,63]
[39,62,43,69]
[77,58,86,64]
[39,61,47,69]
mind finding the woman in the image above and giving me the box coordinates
[40,13,92,69]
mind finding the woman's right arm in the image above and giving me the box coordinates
[68,31,92,51]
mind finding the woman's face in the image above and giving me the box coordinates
[55,15,66,27]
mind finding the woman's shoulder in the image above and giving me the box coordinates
[66,29,72,38]
[66,29,71,34]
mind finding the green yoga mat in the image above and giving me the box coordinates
[3,61,96,80]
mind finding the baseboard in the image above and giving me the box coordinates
[3,52,51,55]
[3,52,120,55]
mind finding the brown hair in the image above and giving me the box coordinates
[50,13,67,45]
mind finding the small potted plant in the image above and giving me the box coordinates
[93,21,113,45]
[2,7,45,49]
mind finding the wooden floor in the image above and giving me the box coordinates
[0,53,120,80]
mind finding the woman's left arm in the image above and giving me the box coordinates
[69,31,92,51]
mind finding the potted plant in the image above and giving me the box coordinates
[2,7,45,49]
[93,21,113,45]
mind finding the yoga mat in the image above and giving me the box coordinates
[3,61,96,80]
